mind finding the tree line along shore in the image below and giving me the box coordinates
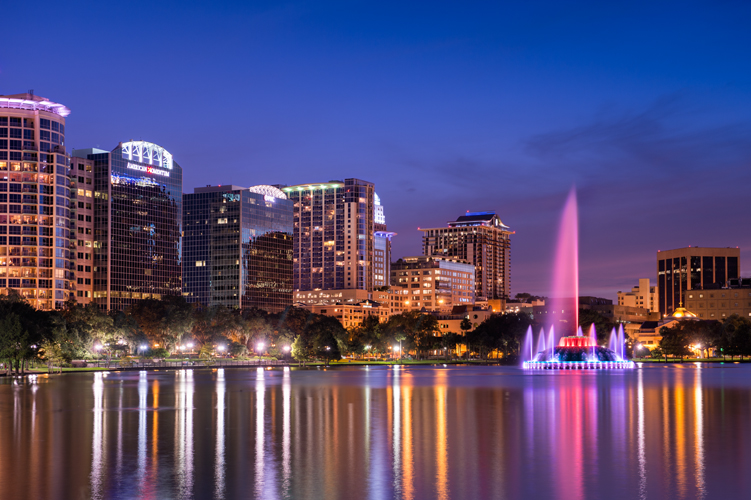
[2,291,750,375]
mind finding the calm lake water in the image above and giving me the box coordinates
[1,364,750,500]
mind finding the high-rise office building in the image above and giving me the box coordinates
[183,184,293,311]
[283,179,376,292]
[656,247,740,316]
[420,211,512,301]
[72,141,183,311]
[0,93,74,309]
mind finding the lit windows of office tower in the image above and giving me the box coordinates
[420,211,512,301]
[182,185,293,311]
[656,247,741,316]
[283,179,375,292]
[72,141,183,311]
[0,92,74,309]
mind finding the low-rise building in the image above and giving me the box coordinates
[635,306,699,348]
[684,279,751,320]
[304,299,390,329]
[293,288,370,307]
[390,256,475,312]
[618,279,658,312]
[434,306,494,333]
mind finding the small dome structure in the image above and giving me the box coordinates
[670,305,697,319]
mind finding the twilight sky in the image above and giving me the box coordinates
[3,0,750,299]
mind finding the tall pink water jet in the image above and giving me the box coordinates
[550,188,579,342]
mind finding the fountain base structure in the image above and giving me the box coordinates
[523,335,635,370]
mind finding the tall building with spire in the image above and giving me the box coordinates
[420,211,512,301]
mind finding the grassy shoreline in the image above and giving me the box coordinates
[1,359,503,375]
[5,357,750,376]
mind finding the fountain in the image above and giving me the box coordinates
[523,188,634,370]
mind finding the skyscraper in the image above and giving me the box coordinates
[283,179,376,292]
[373,192,395,289]
[420,211,512,301]
[0,93,74,309]
[656,246,740,316]
[182,184,293,311]
[72,141,183,311]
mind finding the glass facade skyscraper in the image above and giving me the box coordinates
[183,185,293,312]
[73,141,183,311]
[0,93,74,309]
[657,247,741,315]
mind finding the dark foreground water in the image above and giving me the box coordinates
[1,364,750,500]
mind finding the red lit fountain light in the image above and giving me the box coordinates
[522,327,634,370]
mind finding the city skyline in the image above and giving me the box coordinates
[3,1,750,300]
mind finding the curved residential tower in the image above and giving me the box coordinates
[0,93,74,309]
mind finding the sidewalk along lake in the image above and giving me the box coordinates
[1,364,750,499]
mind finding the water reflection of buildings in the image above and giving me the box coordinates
[0,367,735,498]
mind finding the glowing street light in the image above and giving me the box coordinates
[282,345,291,353]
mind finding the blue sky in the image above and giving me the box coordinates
[3,0,750,298]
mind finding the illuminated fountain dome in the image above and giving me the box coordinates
[523,333,635,370]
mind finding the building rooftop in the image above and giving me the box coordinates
[193,185,246,193]
[0,92,71,117]
[438,211,511,230]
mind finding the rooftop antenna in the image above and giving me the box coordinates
[29,89,34,98]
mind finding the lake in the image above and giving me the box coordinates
[1,364,750,499]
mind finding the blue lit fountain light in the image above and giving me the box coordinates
[521,325,635,370]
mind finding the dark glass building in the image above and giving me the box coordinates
[183,185,293,312]
[72,141,182,311]
[657,246,741,316]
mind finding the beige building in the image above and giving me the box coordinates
[420,211,512,301]
[391,256,475,312]
[305,299,390,329]
[657,246,740,316]
[70,157,95,305]
[435,307,494,333]
[293,288,370,306]
[617,278,657,312]
[684,282,751,320]
[635,307,698,348]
